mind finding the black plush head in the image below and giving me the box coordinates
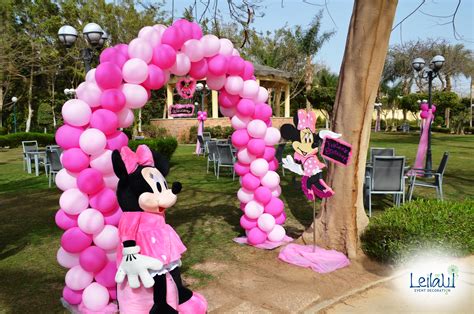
[112,148,182,213]
[280,112,321,157]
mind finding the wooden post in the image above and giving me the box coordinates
[274,86,282,117]
[166,84,173,119]
[212,90,218,118]
[284,84,290,117]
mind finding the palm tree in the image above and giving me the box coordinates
[295,11,334,110]
[436,42,473,92]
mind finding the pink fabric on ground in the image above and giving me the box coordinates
[233,235,293,249]
[278,243,350,273]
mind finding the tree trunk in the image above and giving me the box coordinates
[445,75,451,91]
[26,66,34,133]
[445,107,450,128]
[305,56,314,110]
[0,85,3,129]
[51,74,57,129]
[304,0,398,258]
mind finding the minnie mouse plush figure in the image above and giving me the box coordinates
[112,145,207,314]
[281,110,341,200]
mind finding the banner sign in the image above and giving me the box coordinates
[169,104,195,118]
[321,137,352,166]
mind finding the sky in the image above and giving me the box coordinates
[165,0,473,96]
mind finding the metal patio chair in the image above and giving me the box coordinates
[206,141,218,175]
[46,149,62,187]
[216,144,236,180]
[197,135,206,156]
[408,152,449,201]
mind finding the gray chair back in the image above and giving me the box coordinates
[275,142,286,163]
[22,141,38,153]
[372,156,405,192]
[207,141,218,161]
[47,149,62,171]
[203,132,211,141]
[436,152,449,176]
[197,135,205,146]
[370,147,395,164]
[217,144,234,165]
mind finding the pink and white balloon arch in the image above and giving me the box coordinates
[55,19,286,311]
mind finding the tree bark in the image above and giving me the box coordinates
[0,85,3,129]
[305,56,314,110]
[51,74,57,129]
[304,0,398,258]
[445,108,450,128]
[26,65,34,133]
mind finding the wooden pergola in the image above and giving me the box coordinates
[163,64,292,119]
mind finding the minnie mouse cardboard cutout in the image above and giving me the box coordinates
[112,145,207,313]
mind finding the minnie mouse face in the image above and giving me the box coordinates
[281,113,321,157]
[112,149,182,213]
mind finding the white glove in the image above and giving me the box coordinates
[115,246,164,289]
[282,155,304,176]
[319,130,342,139]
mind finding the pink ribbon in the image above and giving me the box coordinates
[297,109,316,133]
[197,111,207,122]
[120,145,154,174]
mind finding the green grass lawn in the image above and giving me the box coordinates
[0,132,472,312]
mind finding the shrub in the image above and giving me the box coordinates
[0,127,7,135]
[204,125,233,139]
[432,126,450,134]
[0,132,55,148]
[361,199,474,264]
[463,127,474,134]
[128,137,178,160]
[142,125,169,139]
[188,125,198,144]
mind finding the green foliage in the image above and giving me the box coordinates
[0,132,55,148]
[128,137,178,160]
[142,125,170,139]
[37,103,53,129]
[432,91,461,114]
[399,93,426,114]
[432,126,451,134]
[204,126,233,139]
[361,199,474,264]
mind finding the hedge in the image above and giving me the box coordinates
[128,137,178,160]
[361,199,474,264]
[0,132,55,148]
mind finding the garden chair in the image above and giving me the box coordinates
[22,141,44,173]
[46,149,62,188]
[197,135,206,156]
[216,144,235,180]
[408,152,449,201]
[366,156,406,217]
[206,141,218,175]
[203,132,211,153]
[369,147,395,164]
[275,142,286,176]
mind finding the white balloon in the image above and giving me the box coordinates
[268,224,285,242]
[237,188,254,203]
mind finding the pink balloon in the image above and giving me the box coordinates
[90,187,118,214]
[237,188,254,203]
[161,26,184,50]
[242,61,255,80]
[123,58,149,84]
[122,83,148,109]
[108,287,117,300]
[219,38,234,56]
[142,64,166,90]
[95,261,117,288]
[207,55,228,76]
[431,104,437,113]
[420,111,429,119]
[60,188,89,215]
[263,146,276,162]
[231,114,250,130]
[152,44,177,69]
[254,186,272,205]
[268,158,279,171]
[117,108,134,128]
[55,124,84,149]
[244,200,264,219]
[57,247,80,268]
[63,286,83,305]
[268,224,285,242]
[90,109,119,136]
[250,158,269,177]
[106,131,129,150]
[173,19,193,41]
[115,44,129,58]
[218,90,240,108]
[61,227,93,253]
[62,99,91,127]
[93,225,119,251]
[253,103,273,120]
[236,99,255,117]
[103,173,119,190]
[271,185,282,197]
[82,282,109,311]
[66,265,93,291]
[100,89,126,112]
[76,82,102,108]
[78,208,105,234]
[420,102,429,111]
[261,171,280,190]
[201,34,221,57]
[79,246,107,273]
[62,148,89,173]
[103,207,122,226]
[55,169,78,191]
[275,211,286,225]
[80,128,107,155]
[85,69,96,82]
[264,197,284,216]
[170,52,190,76]
[56,209,78,230]
[234,162,250,176]
[241,173,260,190]
[189,59,208,80]
[247,139,266,157]
[138,26,161,47]
[206,73,226,90]
[128,38,153,63]
[237,148,256,164]
[227,56,245,76]
[257,213,275,232]
[182,39,204,62]
[240,215,257,230]
[247,120,268,138]
[231,129,250,147]
[264,127,281,146]
[95,62,123,90]
[256,87,269,103]
[100,47,127,68]
[225,76,244,95]
[190,22,203,39]
[90,150,114,175]
[219,105,237,117]
[240,80,259,99]
[247,227,266,245]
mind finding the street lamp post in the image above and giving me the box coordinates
[11,97,18,133]
[58,23,108,73]
[412,55,445,173]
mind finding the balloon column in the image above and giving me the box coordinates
[410,101,437,176]
[55,19,287,311]
[195,110,207,155]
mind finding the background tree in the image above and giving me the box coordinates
[307,68,338,128]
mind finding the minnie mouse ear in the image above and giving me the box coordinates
[152,151,170,177]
